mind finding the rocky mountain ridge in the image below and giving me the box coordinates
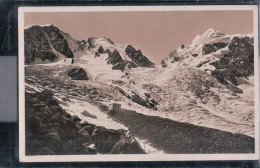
[24,25,154,71]
[24,24,75,64]
[161,28,254,93]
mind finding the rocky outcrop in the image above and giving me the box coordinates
[83,37,154,70]
[116,86,157,109]
[87,37,96,50]
[25,90,145,155]
[161,60,167,68]
[61,30,87,54]
[107,49,124,65]
[125,45,154,68]
[202,42,228,55]
[112,61,137,71]
[68,68,89,80]
[24,25,74,64]
[92,127,145,154]
[107,49,137,71]
[97,46,105,54]
[210,36,254,91]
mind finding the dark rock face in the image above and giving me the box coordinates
[68,68,89,80]
[87,37,96,50]
[161,60,167,68]
[25,91,85,155]
[109,132,145,154]
[94,51,100,57]
[107,49,124,65]
[107,49,137,71]
[24,25,74,64]
[202,42,228,55]
[92,127,123,153]
[210,36,254,92]
[79,40,87,51]
[197,60,210,68]
[25,90,145,155]
[125,45,154,67]
[97,46,105,54]
[92,126,145,154]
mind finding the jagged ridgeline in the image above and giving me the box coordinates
[24,24,154,70]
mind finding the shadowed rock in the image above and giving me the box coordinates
[125,45,154,68]
[24,25,74,64]
[68,68,89,80]
[210,36,254,91]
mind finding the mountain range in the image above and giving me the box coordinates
[24,24,255,154]
[24,24,154,69]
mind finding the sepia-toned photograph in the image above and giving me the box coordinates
[18,6,259,162]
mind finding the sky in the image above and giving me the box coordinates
[24,10,253,64]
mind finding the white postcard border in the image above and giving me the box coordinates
[18,5,259,162]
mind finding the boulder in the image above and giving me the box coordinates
[109,132,145,154]
[44,132,65,154]
[91,127,124,153]
[68,68,89,80]
[71,115,81,123]
[91,127,145,154]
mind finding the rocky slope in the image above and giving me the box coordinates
[25,90,145,155]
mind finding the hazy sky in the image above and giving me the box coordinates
[24,11,253,64]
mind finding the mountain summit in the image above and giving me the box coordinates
[86,37,155,70]
[24,24,87,64]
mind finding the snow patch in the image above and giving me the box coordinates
[24,24,53,29]
[60,98,128,130]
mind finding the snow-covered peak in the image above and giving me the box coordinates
[93,37,114,44]
[191,28,225,45]
[203,28,217,35]
[24,24,54,29]
[88,37,132,61]
[201,28,225,40]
